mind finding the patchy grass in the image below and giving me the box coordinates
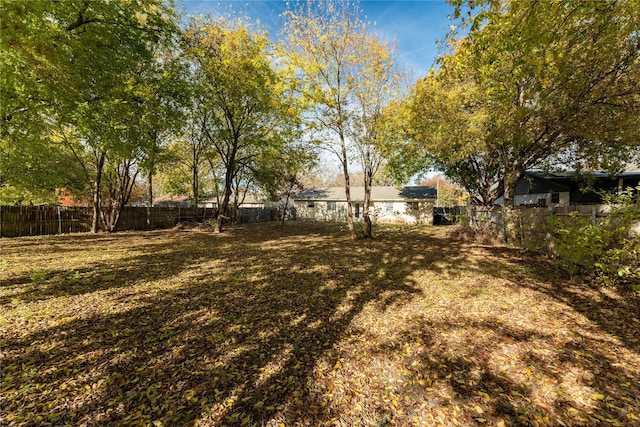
[1,222,639,426]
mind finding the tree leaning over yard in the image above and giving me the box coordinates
[394,73,505,205]
[183,18,296,233]
[283,1,405,238]
[398,0,640,218]
[0,1,86,204]
[0,0,180,231]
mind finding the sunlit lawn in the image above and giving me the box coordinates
[1,222,639,426]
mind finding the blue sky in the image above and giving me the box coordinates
[178,0,458,78]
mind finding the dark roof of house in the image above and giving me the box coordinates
[294,186,436,202]
[518,170,640,194]
[512,170,640,203]
[526,170,640,181]
[200,193,266,206]
[519,172,572,194]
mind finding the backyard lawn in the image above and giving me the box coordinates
[1,222,639,426]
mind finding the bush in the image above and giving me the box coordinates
[549,187,640,289]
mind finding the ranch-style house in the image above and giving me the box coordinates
[293,186,437,224]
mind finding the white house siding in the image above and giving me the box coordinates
[294,200,434,224]
[514,191,570,209]
[294,201,343,222]
[373,201,434,224]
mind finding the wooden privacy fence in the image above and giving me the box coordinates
[467,205,612,250]
[0,205,93,238]
[0,205,276,238]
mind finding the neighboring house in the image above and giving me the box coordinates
[153,195,193,208]
[293,186,437,224]
[496,170,640,209]
[200,192,269,209]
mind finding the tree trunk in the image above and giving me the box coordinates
[108,208,121,233]
[192,162,199,220]
[115,167,138,232]
[146,170,153,229]
[90,152,105,233]
[502,171,521,244]
[214,160,235,233]
[99,162,136,233]
[343,176,356,239]
[281,179,296,227]
[339,136,356,239]
[281,193,290,227]
[362,169,373,238]
[214,188,230,233]
[232,190,239,224]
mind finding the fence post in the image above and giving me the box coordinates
[502,209,507,243]
[58,206,62,234]
[519,211,524,248]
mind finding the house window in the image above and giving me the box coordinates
[551,192,560,204]
[537,198,547,207]
[407,202,419,211]
[354,203,360,218]
[386,202,393,212]
[327,201,336,211]
[307,202,315,208]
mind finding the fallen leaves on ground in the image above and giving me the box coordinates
[1,223,639,426]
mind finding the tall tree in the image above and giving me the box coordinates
[183,17,295,233]
[282,1,363,239]
[348,31,405,237]
[1,0,179,231]
[163,112,212,217]
[283,1,404,238]
[402,0,640,236]
[136,53,190,228]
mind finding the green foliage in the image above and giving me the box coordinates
[253,142,317,201]
[182,17,299,232]
[550,187,640,288]
[401,0,640,206]
[29,271,47,284]
[1,0,180,214]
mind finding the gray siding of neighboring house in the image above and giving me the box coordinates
[498,171,640,209]
[513,173,571,208]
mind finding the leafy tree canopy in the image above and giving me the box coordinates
[1,0,179,206]
[396,0,640,206]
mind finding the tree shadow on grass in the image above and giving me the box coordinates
[412,233,640,355]
[2,224,639,426]
[362,313,640,426]
[394,236,640,426]
[477,244,640,354]
[1,223,426,426]
[0,230,223,304]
